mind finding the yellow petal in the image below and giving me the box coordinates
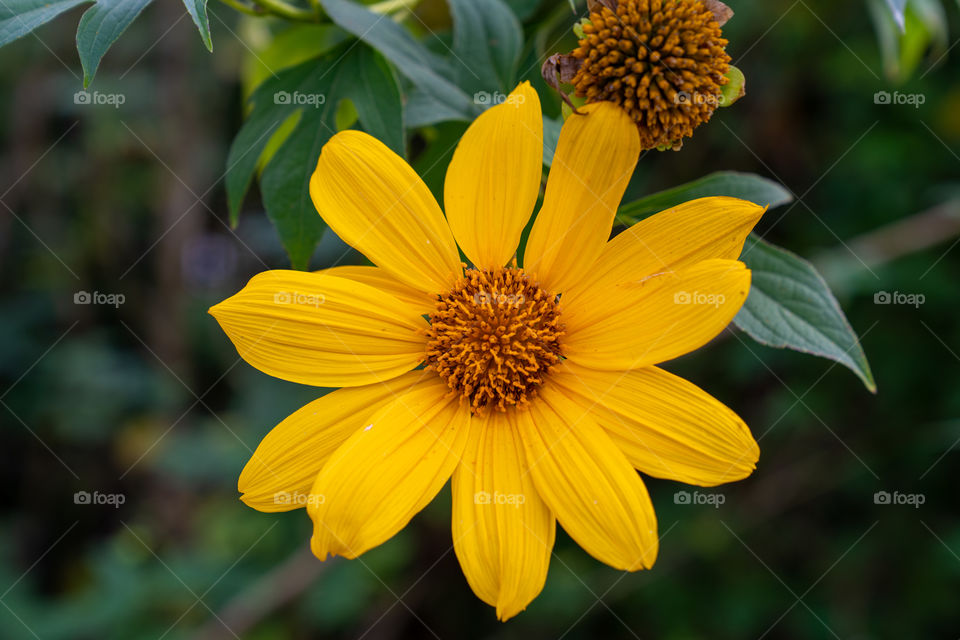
[238,371,434,512]
[565,197,764,310]
[452,411,555,621]
[210,270,426,387]
[523,102,640,294]
[551,362,759,486]
[309,377,471,560]
[563,259,750,370]
[310,130,461,294]
[518,385,658,571]
[318,265,437,316]
[444,82,543,270]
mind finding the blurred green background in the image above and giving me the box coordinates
[2,0,959,638]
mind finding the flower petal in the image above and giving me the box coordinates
[318,265,437,316]
[452,411,555,621]
[444,82,543,270]
[210,270,426,387]
[238,371,434,512]
[565,197,764,310]
[551,362,759,486]
[309,377,471,560]
[310,130,461,293]
[563,259,750,370]
[523,102,640,294]
[518,385,658,571]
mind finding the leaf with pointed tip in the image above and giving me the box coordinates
[76,0,153,87]
[0,0,92,49]
[734,235,876,393]
[616,171,793,224]
[181,0,211,51]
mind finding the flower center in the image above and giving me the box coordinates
[571,0,731,150]
[424,267,564,415]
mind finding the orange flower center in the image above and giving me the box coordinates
[424,267,564,415]
[571,0,731,150]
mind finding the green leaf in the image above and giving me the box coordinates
[242,24,349,97]
[319,0,476,121]
[448,0,523,96]
[885,0,906,30]
[181,0,211,51]
[542,114,561,166]
[76,0,153,87]
[503,0,541,21]
[868,0,946,82]
[226,43,405,269]
[0,0,92,49]
[405,87,472,127]
[719,65,745,107]
[616,171,793,224]
[734,235,876,393]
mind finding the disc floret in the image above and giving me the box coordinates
[425,267,564,414]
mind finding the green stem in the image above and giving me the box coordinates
[217,0,265,17]
[249,0,322,21]
[368,0,421,14]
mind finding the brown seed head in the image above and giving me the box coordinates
[424,267,564,415]
[571,0,731,150]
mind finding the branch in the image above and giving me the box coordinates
[193,544,331,639]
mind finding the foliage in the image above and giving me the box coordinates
[1,0,959,637]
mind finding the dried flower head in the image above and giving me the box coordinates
[571,0,732,150]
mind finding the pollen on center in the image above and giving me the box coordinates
[424,267,565,415]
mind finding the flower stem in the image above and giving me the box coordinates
[368,0,421,14]
[217,0,266,17]
[248,0,322,21]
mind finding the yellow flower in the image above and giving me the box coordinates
[211,81,762,621]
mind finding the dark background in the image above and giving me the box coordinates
[1,0,959,638]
